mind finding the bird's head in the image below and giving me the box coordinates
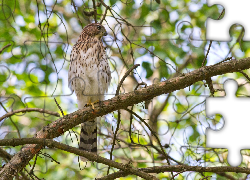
[83,23,107,39]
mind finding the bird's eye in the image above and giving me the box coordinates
[97,25,101,30]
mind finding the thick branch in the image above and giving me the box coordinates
[97,165,250,179]
[0,108,60,122]
[1,57,250,179]
[0,138,157,180]
[0,139,247,179]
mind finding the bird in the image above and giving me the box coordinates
[68,23,111,161]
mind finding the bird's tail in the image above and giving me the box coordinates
[79,118,97,162]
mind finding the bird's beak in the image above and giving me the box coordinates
[104,31,108,36]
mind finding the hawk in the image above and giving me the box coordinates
[68,23,111,161]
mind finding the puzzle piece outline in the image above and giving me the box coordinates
[207,0,250,41]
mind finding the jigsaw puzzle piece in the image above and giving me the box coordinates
[173,20,211,74]
[138,20,199,84]
[153,93,209,165]
[206,79,250,166]
[171,81,228,165]
[180,146,208,166]
[206,0,250,41]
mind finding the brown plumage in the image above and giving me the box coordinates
[68,23,111,161]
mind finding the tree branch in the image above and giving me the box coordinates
[92,0,97,23]
[1,57,250,178]
[99,0,109,24]
[0,138,158,180]
[96,164,249,180]
[0,108,60,122]
[0,148,12,161]
[0,138,247,179]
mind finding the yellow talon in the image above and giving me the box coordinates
[85,99,99,109]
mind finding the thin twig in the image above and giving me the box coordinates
[216,172,237,180]
[115,64,140,96]
[214,57,233,66]
[99,0,109,24]
[202,9,225,67]
[205,77,215,96]
[107,108,121,175]
[199,176,212,180]
[125,108,172,166]
[240,70,250,82]
[54,98,64,116]
[0,44,11,54]
[99,0,108,8]
[29,154,38,174]
[0,108,60,122]
[129,105,135,143]
[71,1,83,28]
[92,0,97,23]
[100,5,109,24]
[0,102,21,138]
[202,40,213,67]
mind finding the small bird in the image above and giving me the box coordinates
[68,23,111,161]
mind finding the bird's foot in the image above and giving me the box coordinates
[85,100,100,109]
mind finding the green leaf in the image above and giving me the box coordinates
[142,61,153,78]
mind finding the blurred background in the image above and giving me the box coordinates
[1,0,250,179]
